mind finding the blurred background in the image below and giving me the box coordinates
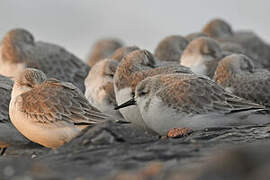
[1,0,269,61]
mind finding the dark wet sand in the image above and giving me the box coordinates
[1,120,270,180]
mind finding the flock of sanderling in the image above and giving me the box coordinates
[0,18,270,155]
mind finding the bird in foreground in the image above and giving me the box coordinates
[85,58,124,120]
[111,46,140,62]
[214,54,270,107]
[180,37,223,78]
[0,28,90,93]
[87,38,123,67]
[114,49,192,130]
[0,75,30,155]
[116,73,269,137]
[154,35,189,62]
[9,68,108,149]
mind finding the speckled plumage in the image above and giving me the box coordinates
[134,73,268,135]
[141,74,261,113]
[114,50,157,92]
[114,49,192,129]
[0,28,90,93]
[115,49,191,92]
[10,68,108,148]
[214,54,270,107]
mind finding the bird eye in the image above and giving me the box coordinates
[138,90,149,97]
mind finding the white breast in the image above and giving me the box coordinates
[85,77,123,120]
[180,55,207,76]
[138,95,189,135]
[115,87,149,129]
[85,78,108,111]
[138,95,270,136]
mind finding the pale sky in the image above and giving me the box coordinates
[1,0,270,61]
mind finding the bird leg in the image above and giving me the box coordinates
[167,128,193,138]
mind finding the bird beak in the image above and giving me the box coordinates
[114,98,136,110]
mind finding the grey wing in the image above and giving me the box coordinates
[59,81,109,124]
[19,80,108,128]
[0,75,13,123]
[156,74,264,115]
[193,76,265,113]
[231,74,270,107]
[220,31,270,68]
[28,42,90,92]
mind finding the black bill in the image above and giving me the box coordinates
[114,98,136,110]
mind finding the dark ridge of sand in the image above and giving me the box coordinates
[1,120,270,180]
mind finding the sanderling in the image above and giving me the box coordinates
[180,37,223,78]
[87,38,123,67]
[213,54,270,106]
[0,28,90,92]
[202,18,233,38]
[116,73,268,137]
[154,35,189,62]
[202,19,270,69]
[85,58,124,120]
[9,68,108,149]
[114,49,192,130]
[111,46,140,62]
[0,75,30,155]
[228,31,270,69]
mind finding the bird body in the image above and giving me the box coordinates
[118,73,269,135]
[9,68,107,148]
[0,29,90,92]
[85,58,123,120]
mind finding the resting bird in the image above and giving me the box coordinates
[9,68,108,149]
[87,38,123,66]
[214,54,270,107]
[116,73,270,137]
[0,28,90,92]
[114,49,192,130]
[154,35,189,62]
[85,58,124,120]
[202,18,270,69]
[180,37,223,78]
